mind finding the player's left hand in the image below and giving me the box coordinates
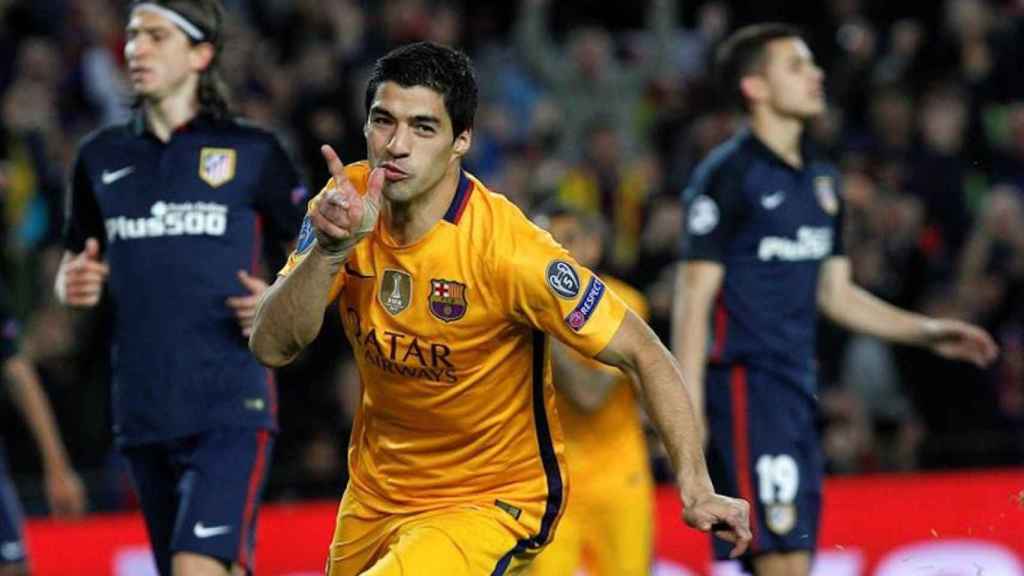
[683,492,752,558]
[45,467,86,518]
[923,318,999,368]
[227,270,268,337]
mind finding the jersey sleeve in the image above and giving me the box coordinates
[605,278,650,323]
[679,159,749,262]
[498,220,629,358]
[63,147,105,253]
[254,135,307,245]
[570,277,650,373]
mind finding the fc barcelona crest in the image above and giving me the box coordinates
[429,279,468,322]
[199,147,237,188]
[379,269,413,315]
[814,175,838,215]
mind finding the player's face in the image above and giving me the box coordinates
[758,38,826,119]
[364,82,471,205]
[124,9,203,102]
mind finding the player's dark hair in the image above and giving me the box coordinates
[128,0,231,118]
[715,22,803,111]
[365,41,478,140]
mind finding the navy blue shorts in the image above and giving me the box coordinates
[705,364,822,565]
[0,447,26,566]
[123,428,274,576]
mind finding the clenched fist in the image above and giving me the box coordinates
[56,238,109,308]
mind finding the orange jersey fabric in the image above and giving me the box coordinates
[281,162,629,543]
[554,276,651,486]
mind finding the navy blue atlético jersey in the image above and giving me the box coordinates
[65,112,307,446]
[680,128,844,396]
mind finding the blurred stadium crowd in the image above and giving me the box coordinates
[0,0,1021,515]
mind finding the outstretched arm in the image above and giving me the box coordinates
[550,340,618,413]
[4,356,86,517]
[671,261,724,443]
[596,309,751,557]
[249,146,384,367]
[818,256,999,366]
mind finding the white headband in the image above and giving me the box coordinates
[133,3,206,41]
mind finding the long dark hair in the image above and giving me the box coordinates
[128,0,231,118]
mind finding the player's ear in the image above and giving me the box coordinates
[452,129,472,159]
[740,75,768,105]
[189,42,215,73]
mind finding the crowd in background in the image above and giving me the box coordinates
[0,0,1021,514]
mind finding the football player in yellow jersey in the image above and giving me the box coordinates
[528,203,654,576]
[250,42,750,575]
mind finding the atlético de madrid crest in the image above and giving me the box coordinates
[429,279,468,322]
[199,147,237,188]
[814,175,838,215]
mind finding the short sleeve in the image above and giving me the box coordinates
[679,160,749,262]
[499,222,629,358]
[254,135,307,246]
[63,148,105,253]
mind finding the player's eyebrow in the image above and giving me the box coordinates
[370,106,441,127]
[410,115,441,127]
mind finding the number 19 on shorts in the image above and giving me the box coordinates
[755,454,799,535]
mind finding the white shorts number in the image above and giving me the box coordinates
[754,454,799,505]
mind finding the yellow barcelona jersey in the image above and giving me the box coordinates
[281,162,630,545]
[554,277,651,490]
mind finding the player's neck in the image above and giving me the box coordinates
[750,110,805,169]
[144,88,200,143]
[382,163,461,246]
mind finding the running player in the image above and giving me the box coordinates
[251,41,751,575]
[56,2,306,574]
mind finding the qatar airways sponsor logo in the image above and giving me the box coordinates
[345,307,458,383]
[106,201,228,242]
[757,226,832,262]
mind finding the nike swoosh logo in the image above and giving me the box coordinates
[193,523,232,539]
[101,166,135,185]
[344,263,374,278]
[762,190,785,210]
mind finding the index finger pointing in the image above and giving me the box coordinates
[320,144,346,180]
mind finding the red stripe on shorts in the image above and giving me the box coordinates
[731,364,759,551]
[238,430,270,569]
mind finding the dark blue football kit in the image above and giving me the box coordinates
[65,111,305,574]
[681,128,844,565]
